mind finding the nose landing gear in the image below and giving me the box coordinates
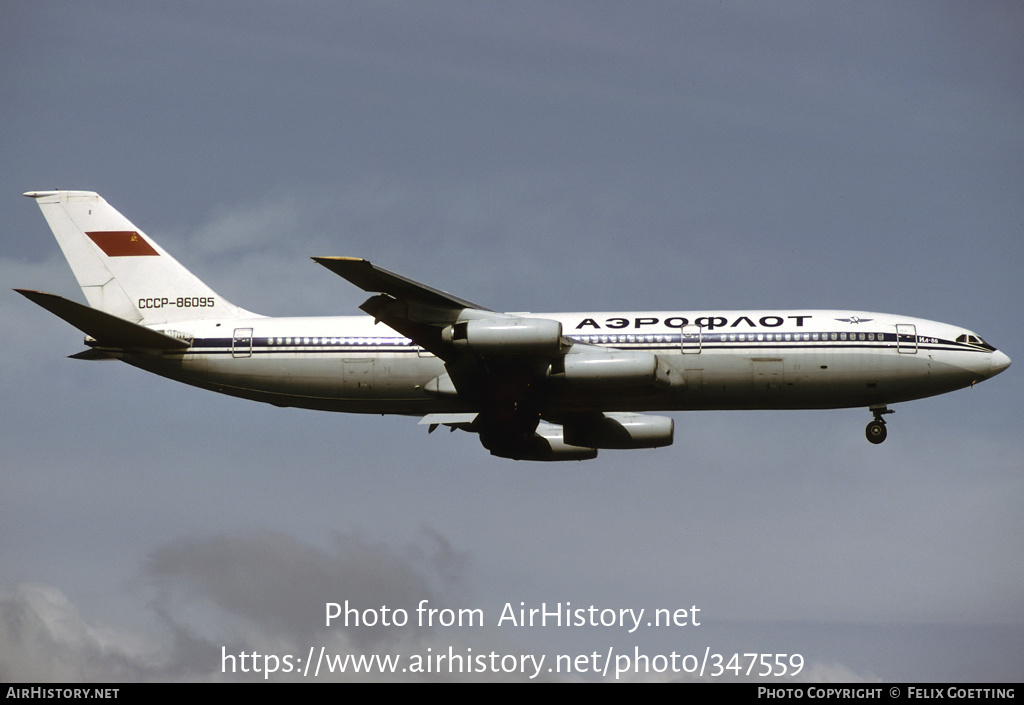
[866,405,894,444]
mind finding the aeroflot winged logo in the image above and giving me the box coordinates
[86,231,160,257]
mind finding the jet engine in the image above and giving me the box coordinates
[562,412,674,449]
[480,420,598,461]
[553,351,673,387]
[442,318,563,355]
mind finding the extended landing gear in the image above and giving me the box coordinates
[865,406,894,444]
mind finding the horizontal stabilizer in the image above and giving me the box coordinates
[313,256,491,312]
[15,289,190,351]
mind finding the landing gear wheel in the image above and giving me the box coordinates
[865,420,887,444]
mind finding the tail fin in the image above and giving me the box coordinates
[24,190,256,324]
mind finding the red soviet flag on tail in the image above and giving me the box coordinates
[86,231,159,257]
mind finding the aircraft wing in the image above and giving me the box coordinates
[312,256,491,313]
[313,256,622,362]
[315,256,675,460]
[314,255,509,359]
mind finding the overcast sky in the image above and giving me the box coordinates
[2,1,1022,682]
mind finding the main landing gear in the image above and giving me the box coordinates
[865,406,894,444]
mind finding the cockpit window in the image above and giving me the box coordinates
[956,333,994,350]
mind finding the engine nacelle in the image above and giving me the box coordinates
[555,351,672,387]
[528,424,599,461]
[442,318,563,355]
[563,412,674,450]
[484,422,598,461]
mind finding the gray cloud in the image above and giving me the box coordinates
[1,528,475,681]
[144,528,462,649]
[0,584,159,682]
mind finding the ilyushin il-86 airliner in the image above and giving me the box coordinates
[18,191,1010,461]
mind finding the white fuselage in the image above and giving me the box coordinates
[116,308,1008,416]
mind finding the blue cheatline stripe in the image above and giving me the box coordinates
[177,331,985,357]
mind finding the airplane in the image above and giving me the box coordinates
[17,190,1011,461]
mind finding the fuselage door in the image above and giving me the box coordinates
[344,359,375,390]
[751,358,784,397]
[681,325,702,354]
[232,328,253,358]
[896,324,917,354]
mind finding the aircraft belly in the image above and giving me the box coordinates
[127,351,454,413]
[644,350,947,411]
[122,341,986,418]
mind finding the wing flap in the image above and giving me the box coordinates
[419,412,479,433]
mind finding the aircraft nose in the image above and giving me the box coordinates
[990,350,1011,376]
